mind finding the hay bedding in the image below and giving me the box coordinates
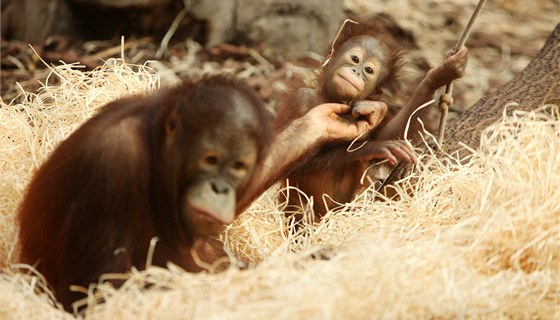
[0,56,558,319]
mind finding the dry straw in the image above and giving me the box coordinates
[0,58,159,270]
[1,59,558,319]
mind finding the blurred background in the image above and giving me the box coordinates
[1,0,559,119]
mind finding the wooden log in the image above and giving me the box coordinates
[382,22,560,188]
[444,22,560,153]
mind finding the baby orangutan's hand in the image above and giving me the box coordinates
[426,46,468,89]
[358,139,416,165]
[351,100,388,130]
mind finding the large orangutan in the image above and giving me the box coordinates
[274,19,468,219]
[17,75,377,312]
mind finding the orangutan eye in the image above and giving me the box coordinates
[206,156,219,165]
[232,161,246,170]
[365,66,374,74]
[351,55,359,63]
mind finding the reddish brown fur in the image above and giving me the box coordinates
[18,76,272,312]
[324,18,405,99]
[274,18,413,219]
[275,18,405,130]
[274,16,469,219]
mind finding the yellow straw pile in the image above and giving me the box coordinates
[0,60,558,319]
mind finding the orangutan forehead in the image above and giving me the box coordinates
[339,35,389,62]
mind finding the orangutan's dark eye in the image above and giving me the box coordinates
[351,55,359,63]
[206,156,219,165]
[232,161,246,170]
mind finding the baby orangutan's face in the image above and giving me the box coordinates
[324,35,389,101]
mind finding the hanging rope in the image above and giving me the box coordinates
[436,0,487,146]
[375,0,487,194]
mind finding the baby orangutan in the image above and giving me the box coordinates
[274,18,468,220]
[274,19,413,219]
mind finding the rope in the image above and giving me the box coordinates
[436,0,487,146]
[376,0,487,194]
